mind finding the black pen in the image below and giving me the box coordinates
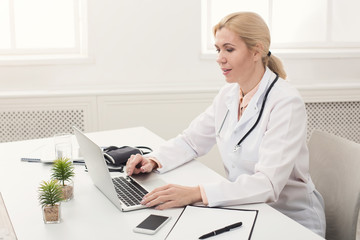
[199,221,242,239]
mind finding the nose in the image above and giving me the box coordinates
[216,52,226,65]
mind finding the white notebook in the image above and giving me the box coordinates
[166,205,258,240]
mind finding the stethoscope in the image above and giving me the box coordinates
[217,74,279,152]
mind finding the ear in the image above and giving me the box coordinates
[253,43,264,62]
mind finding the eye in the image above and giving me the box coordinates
[226,48,234,53]
[215,48,220,53]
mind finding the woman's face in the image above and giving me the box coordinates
[215,27,256,84]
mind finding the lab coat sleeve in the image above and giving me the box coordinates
[203,88,308,206]
[150,92,219,173]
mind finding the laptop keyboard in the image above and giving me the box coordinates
[112,176,148,206]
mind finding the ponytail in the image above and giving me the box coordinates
[264,54,287,79]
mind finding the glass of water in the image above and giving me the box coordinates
[54,133,73,161]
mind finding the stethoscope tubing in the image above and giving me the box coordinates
[216,74,279,152]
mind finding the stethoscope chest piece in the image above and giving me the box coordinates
[233,145,241,152]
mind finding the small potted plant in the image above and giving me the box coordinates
[51,157,75,201]
[38,179,63,223]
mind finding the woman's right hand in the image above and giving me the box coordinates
[125,154,157,176]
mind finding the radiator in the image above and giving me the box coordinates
[1,101,359,144]
[305,101,360,143]
[0,109,85,142]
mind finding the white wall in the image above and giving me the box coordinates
[1,0,359,93]
[0,1,219,92]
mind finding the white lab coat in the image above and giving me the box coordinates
[151,68,326,237]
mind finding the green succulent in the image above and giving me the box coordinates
[38,179,64,207]
[51,157,75,186]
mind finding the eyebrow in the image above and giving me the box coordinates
[214,43,236,48]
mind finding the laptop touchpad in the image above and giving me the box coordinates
[131,173,166,191]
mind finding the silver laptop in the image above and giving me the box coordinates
[73,127,165,212]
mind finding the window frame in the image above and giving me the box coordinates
[201,0,360,59]
[0,0,91,66]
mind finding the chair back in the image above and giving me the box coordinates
[309,130,360,240]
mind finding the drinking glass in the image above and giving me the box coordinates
[54,133,73,161]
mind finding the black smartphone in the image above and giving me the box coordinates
[133,214,171,235]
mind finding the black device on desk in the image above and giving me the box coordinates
[133,214,171,235]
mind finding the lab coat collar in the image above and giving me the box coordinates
[225,84,240,114]
[225,67,276,130]
[248,67,276,111]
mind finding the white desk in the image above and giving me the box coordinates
[0,127,324,240]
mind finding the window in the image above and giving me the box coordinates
[201,0,360,58]
[0,0,89,65]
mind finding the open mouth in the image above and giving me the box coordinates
[222,68,232,75]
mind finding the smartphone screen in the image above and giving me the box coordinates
[133,214,171,235]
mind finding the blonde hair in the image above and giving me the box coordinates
[213,12,287,79]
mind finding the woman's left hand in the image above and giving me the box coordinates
[141,184,202,210]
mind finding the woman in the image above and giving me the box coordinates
[126,12,326,237]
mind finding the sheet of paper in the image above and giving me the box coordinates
[0,193,17,239]
[166,205,258,240]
